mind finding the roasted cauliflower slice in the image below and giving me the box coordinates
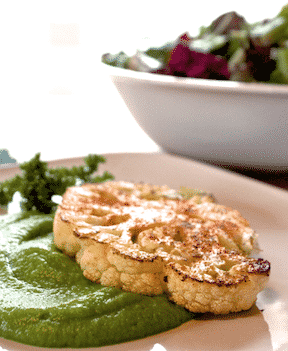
[53,181,270,314]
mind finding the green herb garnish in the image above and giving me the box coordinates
[0,153,114,214]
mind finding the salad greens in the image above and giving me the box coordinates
[0,153,114,214]
[102,4,288,84]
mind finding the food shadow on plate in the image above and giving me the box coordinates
[153,303,273,351]
[195,302,261,321]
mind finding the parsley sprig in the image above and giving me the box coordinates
[0,153,114,214]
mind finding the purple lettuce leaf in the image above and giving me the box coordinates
[153,33,230,80]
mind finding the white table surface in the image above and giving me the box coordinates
[1,0,286,163]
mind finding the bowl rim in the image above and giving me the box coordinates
[102,61,288,97]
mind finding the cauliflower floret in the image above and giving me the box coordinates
[164,260,267,314]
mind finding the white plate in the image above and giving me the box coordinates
[1,152,288,351]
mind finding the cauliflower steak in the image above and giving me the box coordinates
[53,181,270,314]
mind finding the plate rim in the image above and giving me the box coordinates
[1,151,288,197]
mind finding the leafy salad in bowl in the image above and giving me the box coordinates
[102,4,288,85]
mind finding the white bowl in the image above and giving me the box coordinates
[103,62,288,170]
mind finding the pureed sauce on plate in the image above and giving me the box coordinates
[0,212,194,348]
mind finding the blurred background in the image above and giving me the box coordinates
[0,0,286,163]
